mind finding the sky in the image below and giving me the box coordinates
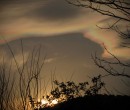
[0,0,130,95]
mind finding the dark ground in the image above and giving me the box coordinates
[36,95,130,110]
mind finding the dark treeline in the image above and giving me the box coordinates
[37,95,130,110]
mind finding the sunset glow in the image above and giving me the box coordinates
[51,99,58,105]
[0,2,130,110]
[40,98,58,107]
[41,99,49,105]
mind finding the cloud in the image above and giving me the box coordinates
[0,0,81,21]
[84,24,130,59]
[28,0,81,20]
[0,0,130,60]
[0,0,106,41]
[44,58,56,63]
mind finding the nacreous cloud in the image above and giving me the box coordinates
[84,24,130,59]
[0,0,106,39]
[0,0,130,59]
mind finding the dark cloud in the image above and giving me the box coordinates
[0,33,102,63]
[0,0,36,5]
[0,0,84,21]
[28,0,82,20]
[1,34,130,95]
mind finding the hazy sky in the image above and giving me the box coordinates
[0,0,130,95]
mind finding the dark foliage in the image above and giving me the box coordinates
[32,75,108,109]
[50,75,106,101]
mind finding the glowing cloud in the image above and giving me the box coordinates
[0,0,130,60]
[84,26,130,59]
[0,0,107,42]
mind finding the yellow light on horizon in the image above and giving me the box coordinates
[41,99,49,105]
[40,98,58,107]
[52,99,58,105]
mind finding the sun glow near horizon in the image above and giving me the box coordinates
[40,98,58,107]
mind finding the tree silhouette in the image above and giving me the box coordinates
[45,75,107,103]
[66,0,130,78]
[0,40,45,110]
